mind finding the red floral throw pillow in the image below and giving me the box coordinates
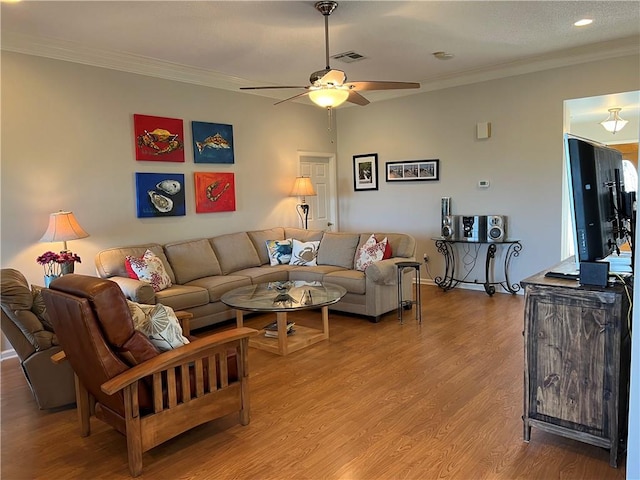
[125,250,172,292]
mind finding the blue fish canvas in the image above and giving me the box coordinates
[192,121,235,164]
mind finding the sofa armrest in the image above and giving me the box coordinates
[365,258,403,285]
[108,276,156,304]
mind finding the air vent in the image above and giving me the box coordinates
[331,51,367,63]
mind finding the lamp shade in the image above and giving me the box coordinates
[40,211,89,250]
[600,107,628,134]
[290,177,317,197]
[309,87,349,108]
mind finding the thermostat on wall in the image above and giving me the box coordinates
[478,180,490,188]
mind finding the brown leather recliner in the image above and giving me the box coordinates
[0,268,75,409]
[42,274,258,477]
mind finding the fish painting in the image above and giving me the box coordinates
[192,121,235,164]
[196,133,231,153]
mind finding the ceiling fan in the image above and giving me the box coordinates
[240,1,420,108]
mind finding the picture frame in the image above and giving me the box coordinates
[191,121,235,164]
[353,153,379,191]
[135,173,186,218]
[133,114,185,162]
[385,159,440,182]
[194,172,236,213]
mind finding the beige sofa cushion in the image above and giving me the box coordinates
[317,232,360,269]
[247,228,285,265]
[164,238,222,284]
[285,227,324,242]
[210,232,261,275]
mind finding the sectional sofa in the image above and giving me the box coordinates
[95,227,417,330]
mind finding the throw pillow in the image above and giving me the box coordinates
[266,239,293,266]
[355,234,389,271]
[30,285,55,332]
[290,239,320,266]
[127,300,189,352]
[124,258,139,280]
[126,249,172,292]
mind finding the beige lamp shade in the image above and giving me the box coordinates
[290,177,317,199]
[40,211,89,251]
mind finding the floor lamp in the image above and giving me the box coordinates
[290,177,317,229]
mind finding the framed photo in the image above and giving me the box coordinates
[194,172,236,213]
[353,153,379,191]
[134,114,185,162]
[386,159,440,182]
[192,121,235,164]
[135,173,186,217]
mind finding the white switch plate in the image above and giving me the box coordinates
[478,180,490,188]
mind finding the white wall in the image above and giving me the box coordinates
[336,55,640,285]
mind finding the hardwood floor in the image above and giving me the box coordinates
[1,286,627,479]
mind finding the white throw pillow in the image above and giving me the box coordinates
[355,234,388,271]
[265,239,293,266]
[290,239,320,266]
[126,249,172,292]
[127,300,189,352]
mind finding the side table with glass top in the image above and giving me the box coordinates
[221,281,347,356]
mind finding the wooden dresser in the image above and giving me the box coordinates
[521,264,632,467]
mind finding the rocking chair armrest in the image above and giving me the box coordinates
[100,327,258,396]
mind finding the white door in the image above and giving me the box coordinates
[298,151,338,231]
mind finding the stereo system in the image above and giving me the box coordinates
[439,199,507,241]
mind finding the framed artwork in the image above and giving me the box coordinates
[134,114,185,162]
[194,172,236,213]
[353,153,379,191]
[135,173,186,217]
[386,159,440,182]
[192,121,235,164]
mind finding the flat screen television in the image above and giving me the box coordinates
[564,134,633,269]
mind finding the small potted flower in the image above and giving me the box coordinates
[36,251,82,286]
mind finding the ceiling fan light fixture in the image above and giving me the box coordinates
[309,87,349,108]
[600,107,628,134]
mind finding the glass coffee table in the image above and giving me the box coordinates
[221,281,346,356]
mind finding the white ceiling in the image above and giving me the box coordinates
[2,0,640,118]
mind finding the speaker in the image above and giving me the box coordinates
[441,197,451,221]
[441,215,458,240]
[486,215,507,242]
[459,215,486,241]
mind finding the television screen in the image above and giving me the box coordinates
[565,135,627,263]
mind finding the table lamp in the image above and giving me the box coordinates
[40,210,89,252]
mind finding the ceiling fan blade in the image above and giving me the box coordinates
[319,69,347,86]
[274,91,311,105]
[240,86,308,90]
[346,81,421,91]
[346,90,370,106]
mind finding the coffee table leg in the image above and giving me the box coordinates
[321,306,329,338]
[276,311,288,356]
[236,310,244,328]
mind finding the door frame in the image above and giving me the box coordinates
[297,150,339,231]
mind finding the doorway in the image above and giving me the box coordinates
[297,151,338,231]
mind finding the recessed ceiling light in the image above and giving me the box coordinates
[574,18,593,27]
[433,51,455,60]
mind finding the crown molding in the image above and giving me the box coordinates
[3,32,639,104]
